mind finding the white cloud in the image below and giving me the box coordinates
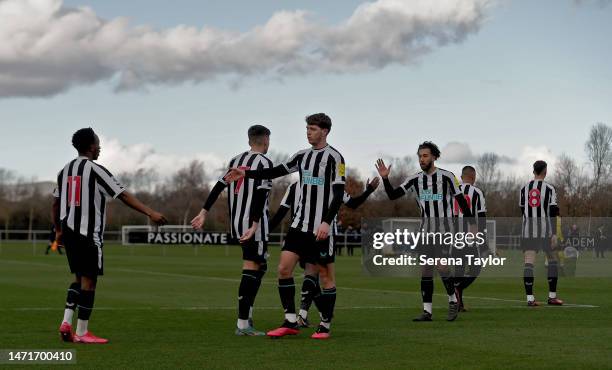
[95,136,225,180]
[440,142,478,163]
[0,0,491,98]
[439,141,515,165]
[501,145,557,179]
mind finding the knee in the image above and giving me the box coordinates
[277,263,293,279]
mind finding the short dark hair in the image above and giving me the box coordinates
[305,113,332,131]
[462,165,476,176]
[417,141,441,159]
[248,125,270,146]
[533,160,547,175]
[72,128,97,153]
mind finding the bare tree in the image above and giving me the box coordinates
[477,152,501,193]
[554,153,580,195]
[585,122,612,189]
[118,168,159,194]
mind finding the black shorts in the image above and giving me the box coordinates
[62,225,103,277]
[239,238,268,264]
[521,237,552,252]
[415,241,452,259]
[282,228,335,265]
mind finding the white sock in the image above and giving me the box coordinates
[549,292,556,299]
[249,306,253,319]
[62,309,74,324]
[237,319,250,329]
[285,313,297,323]
[76,319,88,336]
[423,303,433,314]
[527,294,535,302]
[320,321,331,329]
[299,309,308,319]
[449,294,457,303]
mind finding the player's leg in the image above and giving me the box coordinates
[312,262,335,339]
[523,247,537,306]
[437,263,459,321]
[72,237,107,344]
[545,246,563,306]
[454,244,483,312]
[266,250,301,337]
[59,274,81,342]
[58,226,80,342]
[236,240,267,336]
[413,263,434,321]
[298,262,319,327]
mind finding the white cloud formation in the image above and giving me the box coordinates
[95,136,225,180]
[500,145,557,179]
[440,141,515,164]
[0,0,491,98]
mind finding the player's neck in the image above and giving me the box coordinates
[533,176,546,181]
[249,145,265,154]
[78,152,94,160]
[425,165,437,175]
[312,140,328,150]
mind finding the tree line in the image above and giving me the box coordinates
[1,123,611,236]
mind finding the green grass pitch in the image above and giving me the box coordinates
[1,242,611,369]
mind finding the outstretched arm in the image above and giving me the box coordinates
[345,177,379,209]
[191,181,227,230]
[118,191,167,225]
[225,165,289,183]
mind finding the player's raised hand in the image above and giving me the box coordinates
[224,168,245,183]
[375,159,392,178]
[239,222,258,243]
[315,222,330,241]
[367,177,380,190]
[149,210,167,225]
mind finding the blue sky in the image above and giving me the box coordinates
[0,0,610,182]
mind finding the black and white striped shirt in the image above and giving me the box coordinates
[53,156,125,246]
[455,184,487,218]
[279,180,357,218]
[400,168,462,218]
[519,180,558,238]
[455,183,487,233]
[220,151,273,241]
[282,145,346,233]
[279,180,360,235]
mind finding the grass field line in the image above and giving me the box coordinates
[0,258,600,308]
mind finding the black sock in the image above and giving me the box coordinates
[250,267,266,317]
[547,261,558,294]
[300,275,319,313]
[440,273,455,296]
[421,277,434,304]
[315,287,336,324]
[458,264,481,291]
[278,278,296,318]
[65,282,81,311]
[77,290,95,321]
[524,263,534,296]
[455,264,466,279]
[239,270,259,320]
